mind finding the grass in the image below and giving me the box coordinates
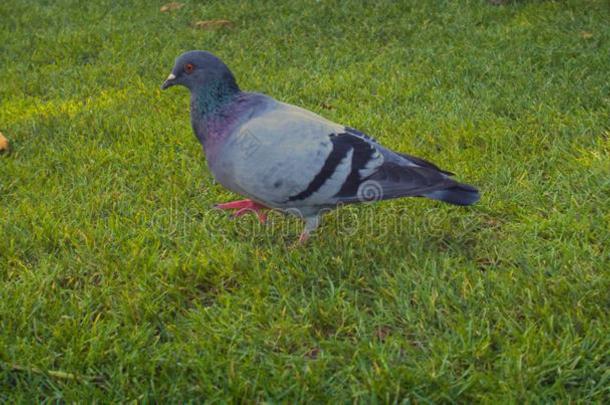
[1,0,609,401]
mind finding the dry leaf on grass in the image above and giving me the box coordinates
[580,31,593,39]
[193,19,234,30]
[0,132,9,152]
[160,2,184,12]
[374,326,391,342]
[304,347,320,359]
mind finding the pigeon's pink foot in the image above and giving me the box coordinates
[295,217,319,245]
[233,207,268,224]
[215,199,269,224]
[297,231,310,244]
[215,199,257,210]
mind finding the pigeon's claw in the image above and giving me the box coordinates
[216,199,269,224]
[233,207,268,224]
[297,231,310,244]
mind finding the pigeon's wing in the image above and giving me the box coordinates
[322,135,459,204]
[218,101,475,208]
[325,134,480,206]
[216,102,348,206]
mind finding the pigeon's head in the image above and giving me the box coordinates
[161,51,239,93]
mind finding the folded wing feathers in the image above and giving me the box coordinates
[286,129,384,205]
[286,128,459,206]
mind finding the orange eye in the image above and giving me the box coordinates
[185,63,194,73]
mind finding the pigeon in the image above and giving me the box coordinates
[161,51,479,242]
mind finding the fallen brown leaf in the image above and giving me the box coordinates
[374,326,391,342]
[0,132,9,152]
[482,217,502,229]
[580,31,593,39]
[193,19,234,30]
[476,257,497,270]
[304,347,320,359]
[160,2,184,12]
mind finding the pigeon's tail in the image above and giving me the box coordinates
[423,182,480,206]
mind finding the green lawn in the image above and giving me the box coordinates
[1,0,609,402]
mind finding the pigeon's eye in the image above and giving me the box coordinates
[184,63,195,74]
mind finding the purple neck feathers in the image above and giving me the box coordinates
[190,92,259,155]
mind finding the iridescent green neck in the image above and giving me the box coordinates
[190,79,239,120]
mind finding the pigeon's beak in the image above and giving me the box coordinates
[161,73,177,90]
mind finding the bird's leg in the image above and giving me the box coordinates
[297,216,320,245]
[297,231,310,244]
[215,199,269,224]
